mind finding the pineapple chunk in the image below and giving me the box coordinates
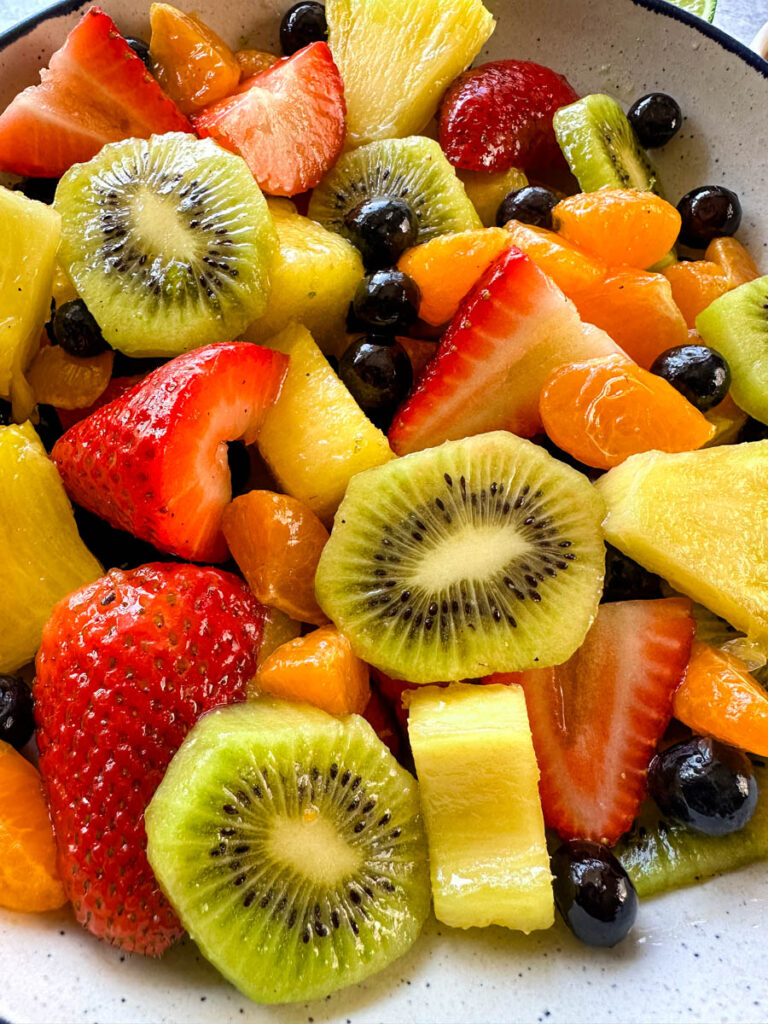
[407,683,554,932]
[0,423,102,672]
[458,168,529,228]
[327,0,495,147]
[258,324,394,523]
[597,443,768,645]
[0,188,61,421]
[243,199,363,352]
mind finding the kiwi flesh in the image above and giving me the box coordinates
[614,759,768,898]
[54,133,277,358]
[308,136,481,246]
[145,699,430,1004]
[314,431,606,684]
[553,94,659,194]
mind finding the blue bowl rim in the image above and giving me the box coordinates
[1,0,768,77]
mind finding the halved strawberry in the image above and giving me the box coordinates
[493,598,696,845]
[192,41,345,197]
[0,7,191,178]
[52,342,288,562]
[388,246,623,456]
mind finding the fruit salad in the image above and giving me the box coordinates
[1,0,768,1007]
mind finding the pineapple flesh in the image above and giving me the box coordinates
[407,683,554,933]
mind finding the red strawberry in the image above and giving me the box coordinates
[0,7,191,178]
[52,342,288,562]
[438,60,578,175]
[192,42,345,197]
[388,246,622,456]
[34,563,265,954]
[493,598,695,845]
[56,374,144,432]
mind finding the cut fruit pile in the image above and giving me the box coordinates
[1,0,768,1010]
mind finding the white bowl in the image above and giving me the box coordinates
[1,2,768,1021]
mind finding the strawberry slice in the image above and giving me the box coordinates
[493,598,696,845]
[192,41,345,197]
[388,246,623,456]
[52,342,288,562]
[0,7,191,178]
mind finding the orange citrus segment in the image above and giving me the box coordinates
[571,268,688,368]
[662,260,729,327]
[540,354,717,470]
[27,346,113,409]
[222,489,330,625]
[705,237,760,289]
[149,3,241,114]
[255,626,371,715]
[673,642,768,756]
[553,188,681,269]
[0,741,67,913]
[234,49,278,79]
[397,228,510,326]
[505,221,607,296]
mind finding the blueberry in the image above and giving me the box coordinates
[602,544,662,603]
[279,1,327,55]
[650,344,730,412]
[648,736,758,836]
[677,185,742,248]
[339,337,413,424]
[551,840,638,947]
[627,92,682,149]
[52,299,109,358]
[0,675,35,751]
[126,37,153,71]
[344,197,418,270]
[34,405,63,452]
[497,186,558,229]
[0,399,12,426]
[14,177,58,204]
[352,269,421,333]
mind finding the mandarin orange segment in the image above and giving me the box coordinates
[705,237,760,289]
[505,221,607,296]
[571,268,688,368]
[539,354,716,470]
[149,3,241,115]
[673,642,768,756]
[235,49,278,79]
[397,228,510,326]
[0,741,67,913]
[255,626,371,715]
[27,346,114,409]
[222,489,330,625]
[662,260,729,327]
[552,188,681,269]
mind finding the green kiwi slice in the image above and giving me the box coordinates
[307,136,481,244]
[614,760,768,898]
[145,700,430,1004]
[553,94,660,193]
[314,431,606,683]
[54,133,277,357]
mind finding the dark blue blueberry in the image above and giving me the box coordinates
[352,269,421,333]
[677,186,742,248]
[339,337,413,426]
[344,197,418,270]
[551,840,638,947]
[650,344,730,412]
[279,2,327,55]
[497,186,558,229]
[126,37,153,71]
[0,675,35,751]
[627,92,682,149]
[52,300,109,358]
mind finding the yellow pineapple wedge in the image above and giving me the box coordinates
[0,423,102,672]
[327,0,495,147]
[258,324,394,523]
[458,168,529,228]
[0,188,61,421]
[407,682,554,932]
[597,442,768,645]
[242,199,363,352]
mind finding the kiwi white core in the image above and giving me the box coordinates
[410,523,532,591]
[129,187,200,261]
[267,813,363,885]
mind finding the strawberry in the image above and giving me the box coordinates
[0,7,191,178]
[493,598,696,845]
[34,563,265,954]
[52,342,288,563]
[388,246,622,456]
[438,60,578,176]
[192,42,345,197]
[56,374,144,433]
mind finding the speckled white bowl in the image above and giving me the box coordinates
[1,2,768,1022]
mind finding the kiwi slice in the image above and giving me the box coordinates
[314,431,606,683]
[614,760,768,898]
[145,700,430,1004]
[54,133,277,358]
[553,94,659,194]
[307,136,481,245]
